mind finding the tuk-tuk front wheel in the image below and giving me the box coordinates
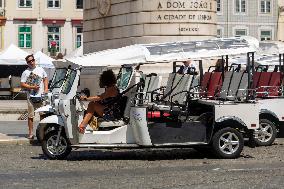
[36,124,56,143]
[212,127,244,159]
[42,130,71,160]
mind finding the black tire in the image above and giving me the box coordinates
[212,127,244,159]
[42,130,71,160]
[36,125,56,143]
[253,119,277,146]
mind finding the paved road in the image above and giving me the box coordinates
[0,141,283,189]
[0,119,283,189]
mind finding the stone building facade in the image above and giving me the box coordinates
[0,0,83,55]
[216,0,279,41]
[84,0,217,53]
[278,0,284,41]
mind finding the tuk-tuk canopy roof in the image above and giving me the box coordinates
[253,41,284,66]
[66,36,259,67]
[255,55,281,66]
[259,41,284,54]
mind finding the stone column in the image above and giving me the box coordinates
[278,0,284,41]
[84,0,217,53]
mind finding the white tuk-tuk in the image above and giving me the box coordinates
[192,41,284,147]
[37,37,260,159]
[249,45,284,146]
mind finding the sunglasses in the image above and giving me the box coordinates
[27,59,35,64]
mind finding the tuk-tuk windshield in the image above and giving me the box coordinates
[61,69,77,94]
[50,68,68,89]
[117,67,133,91]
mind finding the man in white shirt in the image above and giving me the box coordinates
[21,54,48,140]
[177,60,198,75]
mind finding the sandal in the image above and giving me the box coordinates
[27,135,34,140]
[78,124,86,134]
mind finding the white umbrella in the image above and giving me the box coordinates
[65,46,83,59]
[34,51,55,68]
[34,51,55,80]
[0,44,29,65]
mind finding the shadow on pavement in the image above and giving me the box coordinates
[29,139,41,146]
[32,148,255,161]
[6,134,27,138]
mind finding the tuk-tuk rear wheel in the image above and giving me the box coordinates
[253,119,277,146]
[42,130,71,160]
[212,127,244,159]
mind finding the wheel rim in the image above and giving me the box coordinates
[218,132,240,155]
[46,135,68,156]
[256,122,273,143]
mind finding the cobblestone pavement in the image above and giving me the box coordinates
[0,139,283,189]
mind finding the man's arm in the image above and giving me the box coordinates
[20,82,39,91]
[43,77,49,93]
[82,95,102,101]
[80,89,111,102]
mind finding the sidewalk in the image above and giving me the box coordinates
[0,100,84,144]
[0,100,27,120]
[0,100,31,144]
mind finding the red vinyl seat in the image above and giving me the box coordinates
[207,72,222,98]
[253,72,262,89]
[256,72,272,97]
[199,72,222,98]
[267,72,281,97]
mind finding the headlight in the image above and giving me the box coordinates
[41,93,49,106]
[53,99,60,115]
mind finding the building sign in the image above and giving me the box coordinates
[156,0,214,11]
[88,0,216,51]
[154,0,216,34]
[152,11,215,24]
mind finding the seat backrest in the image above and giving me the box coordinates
[258,72,271,87]
[256,72,272,98]
[162,73,184,101]
[224,71,248,100]
[269,72,281,86]
[201,72,212,92]
[227,72,243,100]
[219,71,233,99]
[253,72,263,89]
[191,75,199,88]
[267,72,281,97]
[207,72,222,98]
[170,74,193,104]
[142,74,162,102]
[123,72,142,117]
[163,73,176,99]
[235,72,248,99]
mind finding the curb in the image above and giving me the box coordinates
[0,133,37,145]
[0,138,31,145]
[0,110,27,114]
